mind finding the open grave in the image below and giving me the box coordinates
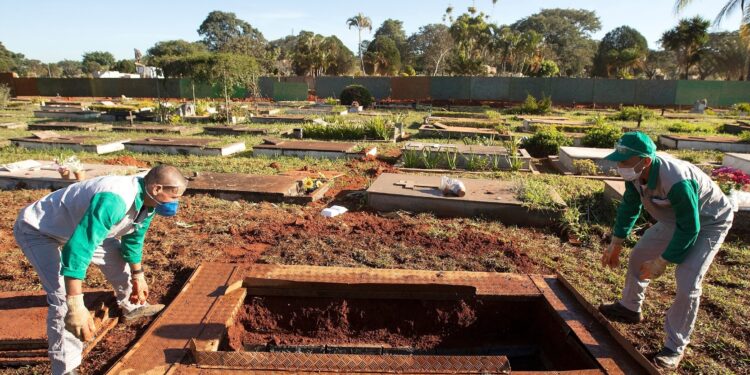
[0,290,118,367]
[203,125,269,136]
[419,123,508,139]
[184,170,342,204]
[0,122,27,130]
[10,133,129,154]
[367,173,563,228]
[658,134,750,153]
[723,153,750,173]
[124,137,246,157]
[400,142,532,172]
[111,124,203,136]
[106,263,659,374]
[0,160,145,190]
[554,147,620,177]
[249,115,312,124]
[521,117,593,133]
[721,122,750,135]
[253,139,377,160]
[28,121,112,132]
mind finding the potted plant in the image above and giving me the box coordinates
[711,166,750,211]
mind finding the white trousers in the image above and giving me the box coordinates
[619,221,731,354]
[13,220,139,375]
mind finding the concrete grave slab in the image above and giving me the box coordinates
[659,134,750,153]
[105,263,659,374]
[249,115,313,124]
[10,135,129,154]
[203,125,269,136]
[28,121,112,132]
[556,147,671,176]
[0,122,27,129]
[34,110,101,120]
[723,153,750,173]
[124,137,246,157]
[185,171,338,203]
[0,290,118,367]
[418,124,507,139]
[111,124,203,135]
[253,140,376,159]
[367,173,563,228]
[401,142,532,171]
[0,160,145,190]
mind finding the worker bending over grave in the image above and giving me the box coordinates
[599,132,733,370]
[13,165,188,375]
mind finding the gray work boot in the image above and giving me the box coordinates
[123,303,165,322]
[654,347,684,369]
[598,301,643,324]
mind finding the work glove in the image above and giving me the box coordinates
[639,257,669,281]
[64,294,96,341]
[129,272,149,305]
[601,236,624,269]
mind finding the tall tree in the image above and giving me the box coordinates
[56,60,83,78]
[346,13,372,75]
[511,8,601,77]
[373,19,410,68]
[365,36,401,75]
[146,40,207,62]
[644,50,680,79]
[592,26,649,78]
[447,7,493,75]
[408,24,454,75]
[197,11,267,57]
[81,51,115,74]
[700,31,748,79]
[660,16,710,79]
[114,59,137,73]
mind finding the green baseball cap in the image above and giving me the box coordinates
[604,131,656,162]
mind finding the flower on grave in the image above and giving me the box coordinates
[303,177,315,191]
[711,166,750,194]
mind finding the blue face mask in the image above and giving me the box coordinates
[146,189,179,217]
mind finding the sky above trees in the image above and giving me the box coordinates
[0,0,741,62]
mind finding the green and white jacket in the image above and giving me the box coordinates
[20,176,155,279]
[613,154,734,264]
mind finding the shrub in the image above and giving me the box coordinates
[0,84,10,109]
[340,84,374,108]
[667,122,715,134]
[363,116,394,141]
[303,117,394,141]
[511,94,552,115]
[573,159,600,175]
[520,127,573,157]
[740,131,750,143]
[733,102,750,113]
[608,106,654,121]
[582,125,623,148]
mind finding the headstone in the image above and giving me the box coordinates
[691,98,708,114]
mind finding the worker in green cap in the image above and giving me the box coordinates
[598,131,733,370]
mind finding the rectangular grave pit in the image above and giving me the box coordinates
[253,140,376,160]
[124,137,246,157]
[659,134,750,153]
[419,124,508,139]
[33,110,101,120]
[159,264,659,374]
[0,160,145,190]
[184,171,330,203]
[401,142,532,171]
[111,124,203,135]
[28,121,112,132]
[10,136,128,154]
[367,173,563,228]
[203,125,269,136]
[722,122,750,135]
[425,116,500,128]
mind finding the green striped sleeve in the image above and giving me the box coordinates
[120,211,154,264]
[612,181,642,239]
[61,192,127,279]
[662,179,701,264]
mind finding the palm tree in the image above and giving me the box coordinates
[346,13,372,75]
[675,0,750,79]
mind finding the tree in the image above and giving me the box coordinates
[56,60,83,78]
[529,59,559,77]
[365,36,401,75]
[145,40,207,64]
[0,42,23,73]
[644,50,679,79]
[512,9,601,77]
[660,17,710,79]
[447,7,493,75]
[592,26,649,78]
[346,13,372,75]
[114,59,137,73]
[197,11,267,58]
[373,19,410,68]
[700,31,748,80]
[82,51,115,74]
[408,24,454,75]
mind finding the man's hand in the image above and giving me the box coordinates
[129,272,149,305]
[601,237,624,269]
[64,294,96,341]
[639,257,669,281]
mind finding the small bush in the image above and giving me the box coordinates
[506,94,552,115]
[363,117,393,141]
[0,84,10,109]
[573,159,600,175]
[740,131,750,143]
[733,102,750,113]
[582,125,623,148]
[303,117,394,141]
[608,106,654,121]
[340,85,374,108]
[520,127,573,157]
[667,122,715,134]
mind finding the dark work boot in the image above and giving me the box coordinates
[598,301,643,324]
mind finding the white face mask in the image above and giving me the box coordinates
[618,158,646,181]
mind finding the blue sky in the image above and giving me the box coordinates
[0,0,742,62]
